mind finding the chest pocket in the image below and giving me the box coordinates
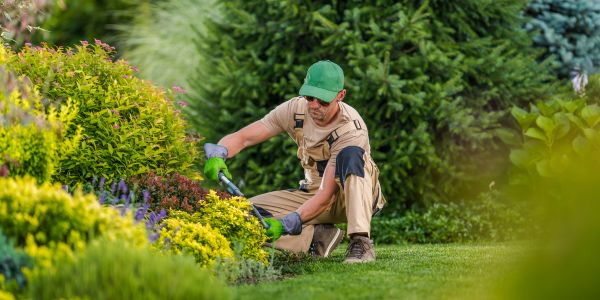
[293,113,363,177]
[293,113,329,176]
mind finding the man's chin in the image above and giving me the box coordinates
[309,114,324,121]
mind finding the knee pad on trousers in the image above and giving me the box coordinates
[335,146,365,188]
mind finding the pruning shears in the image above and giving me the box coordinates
[218,171,270,229]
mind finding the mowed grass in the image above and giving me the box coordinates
[234,243,528,300]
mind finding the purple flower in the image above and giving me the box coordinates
[135,202,150,223]
[149,232,161,243]
[143,190,150,202]
[99,192,107,204]
[130,65,139,73]
[81,41,89,46]
[62,185,68,192]
[99,176,106,191]
[110,182,117,194]
[118,178,128,194]
[178,100,188,107]
[125,192,132,207]
[113,124,120,129]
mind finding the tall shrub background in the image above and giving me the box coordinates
[187,0,557,213]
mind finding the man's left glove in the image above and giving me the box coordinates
[264,212,302,242]
[203,143,231,181]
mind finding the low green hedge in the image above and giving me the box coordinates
[371,191,528,244]
[28,240,232,300]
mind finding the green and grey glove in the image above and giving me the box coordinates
[203,143,231,181]
[265,212,302,242]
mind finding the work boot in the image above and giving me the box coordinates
[343,235,375,264]
[309,224,345,258]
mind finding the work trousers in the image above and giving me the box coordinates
[250,154,385,253]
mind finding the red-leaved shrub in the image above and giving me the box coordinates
[127,172,230,213]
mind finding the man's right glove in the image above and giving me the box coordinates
[203,143,231,181]
[264,212,302,242]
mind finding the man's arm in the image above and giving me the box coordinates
[218,121,279,158]
[296,164,339,222]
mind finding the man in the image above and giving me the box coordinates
[203,60,385,263]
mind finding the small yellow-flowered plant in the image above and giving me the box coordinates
[176,190,269,264]
[154,213,233,267]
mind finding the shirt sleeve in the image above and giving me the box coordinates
[259,98,296,135]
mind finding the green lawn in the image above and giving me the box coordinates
[234,243,528,300]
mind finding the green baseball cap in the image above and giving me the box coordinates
[299,60,344,103]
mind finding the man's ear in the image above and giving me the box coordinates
[337,89,347,102]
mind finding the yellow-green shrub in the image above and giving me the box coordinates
[154,213,232,267]
[0,177,148,269]
[4,43,198,186]
[175,190,268,264]
[202,191,268,263]
[0,47,81,183]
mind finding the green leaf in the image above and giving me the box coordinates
[524,127,547,142]
[572,135,591,156]
[553,113,571,139]
[511,106,536,130]
[536,115,555,137]
[582,128,597,141]
[494,128,521,146]
[535,159,553,177]
[580,104,600,128]
[509,149,532,168]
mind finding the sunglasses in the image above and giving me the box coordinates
[305,96,331,107]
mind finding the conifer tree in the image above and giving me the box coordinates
[525,0,600,77]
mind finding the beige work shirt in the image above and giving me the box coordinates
[260,96,372,190]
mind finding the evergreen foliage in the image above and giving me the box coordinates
[525,0,600,77]
[188,0,557,211]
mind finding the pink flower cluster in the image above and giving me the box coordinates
[91,39,116,52]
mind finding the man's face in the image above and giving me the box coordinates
[306,96,334,122]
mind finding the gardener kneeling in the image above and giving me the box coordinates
[203,60,385,263]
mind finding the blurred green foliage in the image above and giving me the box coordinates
[5,43,198,186]
[188,0,558,213]
[509,74,600,182]
[525,0,600,77]
[116,0,220,91]
[0,230,32,294]
[28,240,232,300]
[32,0,154,47]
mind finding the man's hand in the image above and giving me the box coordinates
[265,218,284,241]
[203,143,231,181]
[264,212,303,242]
